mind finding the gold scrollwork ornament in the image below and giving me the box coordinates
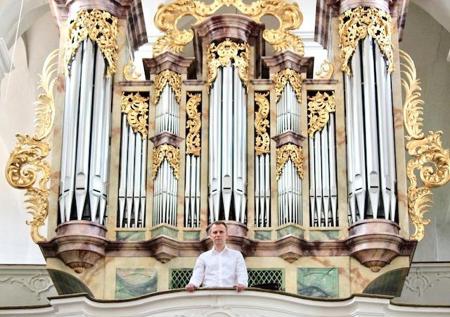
[121,92,149,137]
[401,50,450,241]
[276,144,304,180]
[123,59,142,81]
[315,59,334,80]
[272,68,302,105]
[186,93,202,156]
[5,49,59,243]
[307,91,336,136]
[152,144,181,179]
[6,136,50,243]
[255,92,270,155]
[153,0,304,56]
[339,6,394,75]
[65,9,118,76]
[207,39,250,88]
[152,70,182,106]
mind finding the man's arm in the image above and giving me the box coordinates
[186,256,205,292]
[235,252,248,292]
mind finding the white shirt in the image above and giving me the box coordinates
[189,247,248,288]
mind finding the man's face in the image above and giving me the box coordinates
[209,224,228,248]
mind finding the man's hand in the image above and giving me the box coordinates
[235,284,246,292]
[185,283,197,292]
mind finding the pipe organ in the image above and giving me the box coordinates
[8,0,450,301]
[59,11,115,226]
[308,91,338,227]
[208,41,249,224]
[340,7,397,224]
[118,92,149,228]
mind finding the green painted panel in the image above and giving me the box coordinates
[298,267,338,298]
[254,230,272,240]
[116,231,145,241]
[183,230,200,240]
[277,225,304,239]
[309,230,340,241]
[151,225,178,239]
[115,268,157,299]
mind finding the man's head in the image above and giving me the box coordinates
[209,221,228,251]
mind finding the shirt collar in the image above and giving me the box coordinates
[212,245,228,254]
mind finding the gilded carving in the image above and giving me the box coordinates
[6,135,50,243]
[152,144,181,179]
[186,93,202,156]
[153,0,304,56]
[121,92,149,137]
[315,59,334,80]
[401,50,450,241]
[276,144,304,180]
[152,70,182,106]
[5,50,59,243]
[123,59,142,81]
[272,68,302,105]
[339,6,394,75]
[255,92,270,155]
[207,39,250,88]
[65,9,118,75]
[34,49,59,141]
[307,91,336,136]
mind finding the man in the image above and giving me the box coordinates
[185,221,248,292]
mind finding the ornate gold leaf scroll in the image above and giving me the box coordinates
[272,68,302,105]
[186,93,202,156]
[400,50,450,241]
[5,50,59,242]
[153,0,304,56]
[152,144,181,179]
[276,144,304,180]
[207,39,250,88]
[315,59,334,80]
[121,92,149,137]
[339,6,394,75]
[65,9,118,76]
[123,59,142,81]
[307,91,336,136]
[255,92,270,155]
[152,70,182,106]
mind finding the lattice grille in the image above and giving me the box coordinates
[248,269,284,290]
[169,268,284,290]
[170,269,193,289]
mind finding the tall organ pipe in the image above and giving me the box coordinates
[152,85,180,226]
[59,46,82,223]
[276,85,302,225]
[208,64,247,223]
[59,39,113,225]
[345,37,397,223]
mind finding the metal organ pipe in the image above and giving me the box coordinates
[208,64,247,223]
[58,39,113,225]
[75,40,95,220]
[59,46,82,223]
[151,84,179,226]
[328,115,338,226]
[350,45,366,221]
[362,37,381,218]
[309,111,338,227]
[184,92,202,228]
[89,48,106,224]
[276,84,302,225]
[344,36,397,223]
[209,68,222,223]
